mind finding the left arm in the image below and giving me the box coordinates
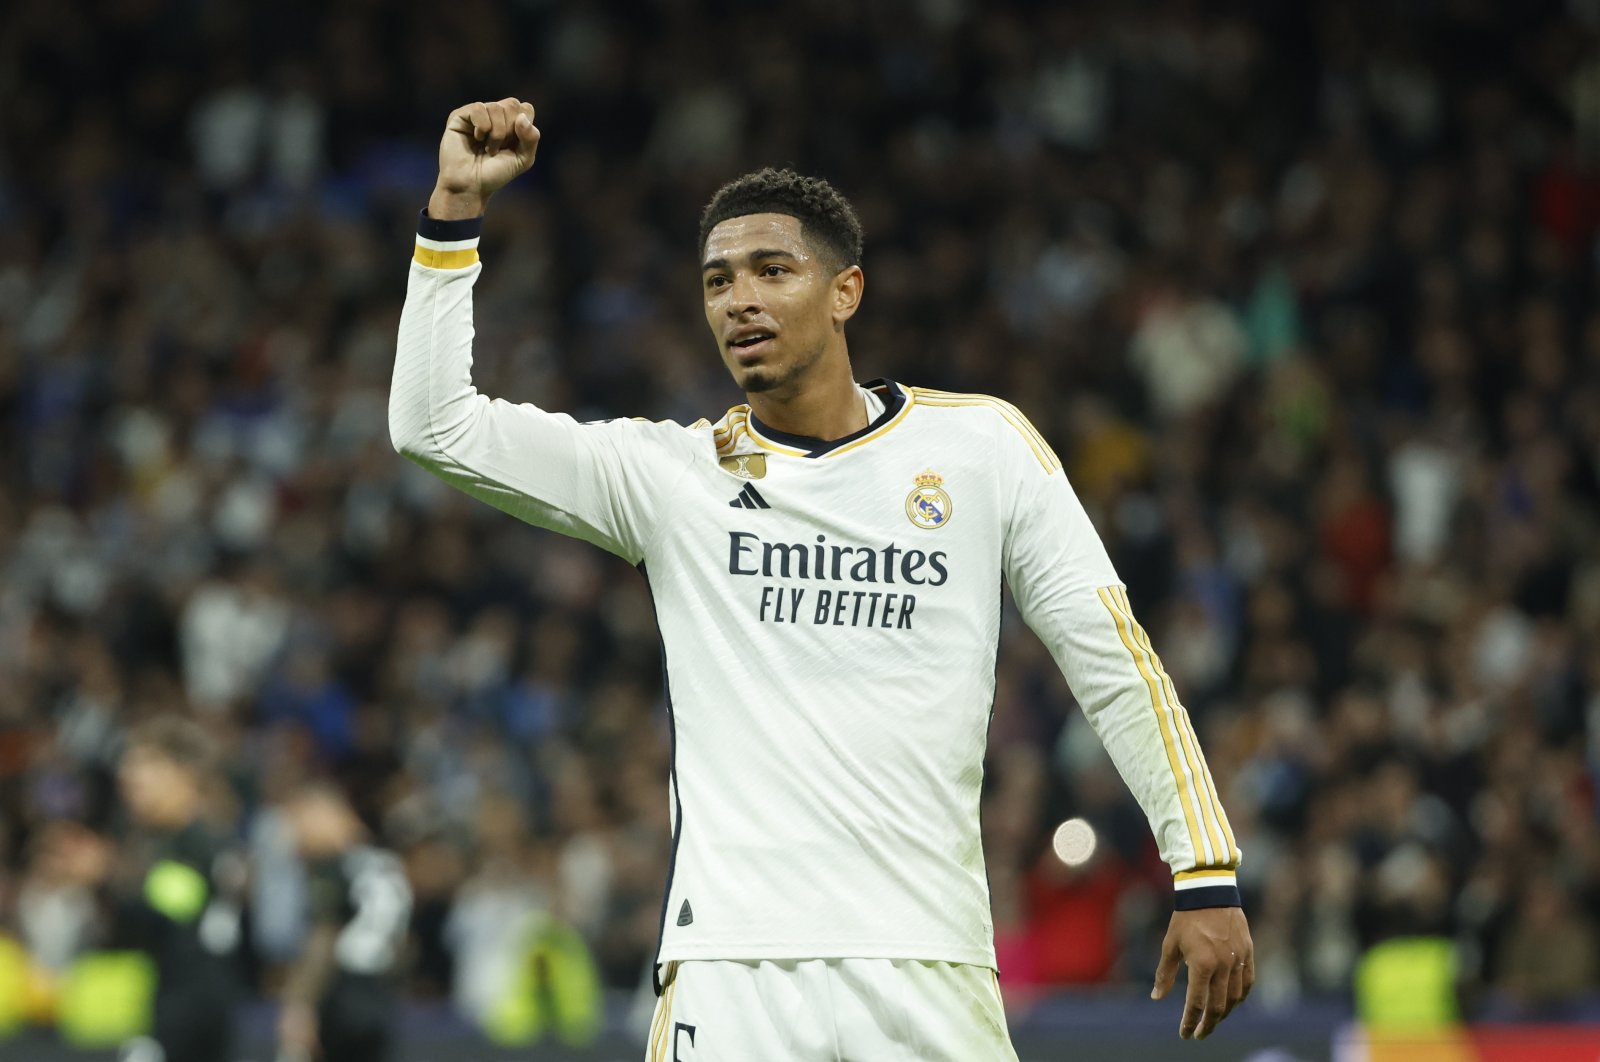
[998,413,1253,1039]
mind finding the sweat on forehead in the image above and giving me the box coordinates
[702,214,816,264]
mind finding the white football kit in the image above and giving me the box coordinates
[392,212,1241,1060]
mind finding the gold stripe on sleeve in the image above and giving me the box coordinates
[910,389,1063,472]
[1184,718,1240,864]
[1175,868,1237,882]
[413,244,480,269]
[1097,586,1207,865]
[1116,586,1232,866]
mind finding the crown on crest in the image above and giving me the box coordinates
[914,470,944,488]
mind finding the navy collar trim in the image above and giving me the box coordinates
[747,380,905,457]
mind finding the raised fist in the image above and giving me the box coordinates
[429,98,539,219]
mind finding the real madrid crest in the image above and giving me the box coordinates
[905,470,952,529]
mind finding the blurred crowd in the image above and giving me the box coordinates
[3,0,1600,1028]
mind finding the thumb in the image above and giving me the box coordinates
[1152,932,1182,1000]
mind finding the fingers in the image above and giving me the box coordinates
[1151,928,1181,1000]
[465,101,490,142]
[1225,955,1246,1019]
[1178,961,1211,1040]
[450,99,535,154]
[1201,956,1230,1038]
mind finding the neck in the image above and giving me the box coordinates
[746,347,866,442]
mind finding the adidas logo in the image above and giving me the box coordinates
[677,899,694,926]
[728,484,771,510]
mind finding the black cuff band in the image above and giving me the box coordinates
[1174,884,1243,911]
[417,209,484,242]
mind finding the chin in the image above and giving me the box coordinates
[740,369,780,393]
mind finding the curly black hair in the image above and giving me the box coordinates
[698,168,864,273]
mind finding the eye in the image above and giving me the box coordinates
[706,275,729,289]
[762,264,787,277]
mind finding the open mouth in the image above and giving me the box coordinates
[729,331,776,359]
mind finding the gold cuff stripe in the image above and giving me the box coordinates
[1098,586,1207,864]
[1115,586,1236,865]
[911,389,1062,472]
[413,244,480,269]
[1175,868,1237,882]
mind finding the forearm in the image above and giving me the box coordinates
[389,209,489,462]
[1036,584,1242,904]
[388,209,685,560]
[1003,438,1241,906]
[1086,586,1239,897]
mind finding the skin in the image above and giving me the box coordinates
[425,96,1256,1040]
[700,212,865,439]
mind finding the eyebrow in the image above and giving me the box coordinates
[701,249,800,272]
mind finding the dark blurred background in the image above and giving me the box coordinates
[3,0,1600,1057]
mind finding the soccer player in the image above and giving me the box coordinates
[391,97,1255,1059]
[52,717,244,1062]
[276,784,412,1062]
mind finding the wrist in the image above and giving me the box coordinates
[428,185,488,221]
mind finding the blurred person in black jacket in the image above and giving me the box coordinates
[51,716,245,1062]
[276,783,412,1062]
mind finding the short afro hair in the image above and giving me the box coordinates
[699,168,864,273]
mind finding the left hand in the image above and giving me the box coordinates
[1150,906,1254,1040]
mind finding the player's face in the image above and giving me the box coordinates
[702,213,853,395]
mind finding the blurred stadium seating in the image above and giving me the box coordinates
[2,0,1600,1057]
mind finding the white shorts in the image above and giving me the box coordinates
[646,958,1018,1062]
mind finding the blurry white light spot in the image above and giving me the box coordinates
[1052,818,1097,867]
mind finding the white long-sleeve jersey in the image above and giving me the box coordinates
[391,212,1241,980]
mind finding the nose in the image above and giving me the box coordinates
[726,271,763,317]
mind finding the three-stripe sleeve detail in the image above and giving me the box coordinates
[1100,585,1243,873]
[1113,585,1239,866]
[910,389,1063,473]
[1097,586,1209,866]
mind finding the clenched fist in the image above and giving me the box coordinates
[428,98,540,220]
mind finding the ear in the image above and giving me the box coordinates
[831,265,864,328]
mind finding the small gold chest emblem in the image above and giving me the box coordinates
[719,454,768,480]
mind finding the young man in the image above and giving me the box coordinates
[55,717,244,1062]
[392,98,1255,1059]
[276,784,412,1062]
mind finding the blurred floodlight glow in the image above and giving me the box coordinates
[1052,818,1097,867]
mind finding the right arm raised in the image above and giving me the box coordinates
[390,100,698,562]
